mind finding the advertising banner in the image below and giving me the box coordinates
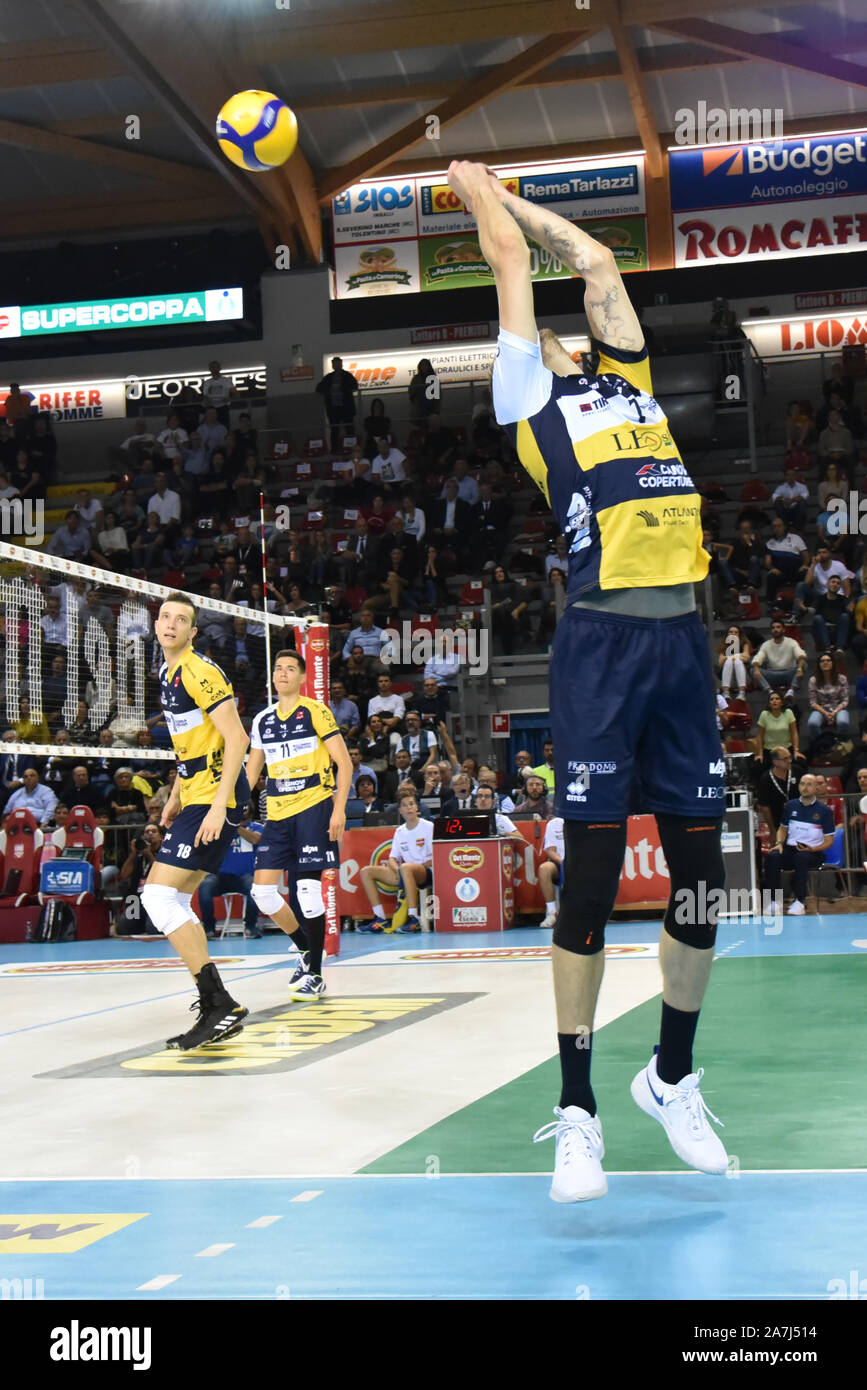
[328,333,591,392]
[0,288,244,340]
[671,131,867,270]
[332,156,646,299]
[0,380,126,423]
[742,309,867,358]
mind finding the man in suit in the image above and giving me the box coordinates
[429,477,473,568]
[375,515,418,579]
[337,517,377,589]
[0,735,42,812]
[472,481,512,563]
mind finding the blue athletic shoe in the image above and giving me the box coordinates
[357,917,385,934]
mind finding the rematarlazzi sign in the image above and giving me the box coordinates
[0,287,244,339]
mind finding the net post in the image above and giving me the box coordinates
[259,490,273,700]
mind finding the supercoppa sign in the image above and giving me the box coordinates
[0,288,244,339]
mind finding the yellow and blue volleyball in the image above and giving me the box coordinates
[216,90,298,172]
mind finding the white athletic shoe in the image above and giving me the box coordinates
[764,899,782,916]
[533,1106,607,1203]
[631,1050,727,1175]
[540,908,558,929]
[787,900,806,915]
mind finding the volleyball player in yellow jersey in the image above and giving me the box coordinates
[446,161,728,1202]
[246,649,352,1001]
[141,594,251,1050]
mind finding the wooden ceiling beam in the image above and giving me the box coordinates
[609,17,665,181]
[0,117,220,188]
[0,190,247,240]
[317,31,596,203]
[654,18,867,90]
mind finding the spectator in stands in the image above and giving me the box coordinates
[476,766,515,813]
[181,430,209,478]
[0,735,40,811]
[198,406,227,457]
[408,358,441,430]
[40,592,70,651]
[147,470,181,535]
[754,747,798,832]
[765,518,810,609]
[812,573,852,655]
[14,695,50,745]
[129,512,166,573]
[4,767,57,826]
[362,397,392,458]
[353,773,385,816]
[399,492,425,542]
[342,609,387,660]
[794,545,852,621]
[359,711,391,781]
[717,625,752,699]
[42,653,67,729]
[367,673,405,733]
[771,467,809,532]
[784,400,812,450]
[74,487,103,532]
[817,407,856,476]
[443,458,480,506]
[229,413,258,464]
[167,456,197,521]
[198,452,233,519]
[398,710,438,773]
[92,509,130,571]
[514,773,553,817]
[104,766,147,824]
[752,620,807,698]
[408,674,449,728]
[807,652,850,747]
[329,680,360,739]
[383,748,419,802]
[26,415,56,478]
[817,462,849,512]
[232,456,267,515]
[336,643,381,710]
[822,359,854,406]
[756,690,800,765]
[60,765,108,816]
[452,773,474,810]
[530,741,556,793]
[727,518,765,595]
[473,481,511,565]
[429,477,472,565]
[473,784,524,841]
[155,412,188,461]
[348,744,377,795]
[117,490,145,545]
[120,418,158,461]
[363,492,392,537]
[4,382,34,435]
[490,565,527,655]
[763,773,835,916]
[202,360,234,424]
[424,649,460,690]
[337,517,375,589]
[315,355,360,451]
[419,764,457,817]
[47,510,91,560]
[370,436,407,492]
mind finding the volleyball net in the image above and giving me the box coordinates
[0,542,330,764]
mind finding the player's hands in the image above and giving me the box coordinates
[160,800,180,829]
[194,805,226,847]
[446,160,501,208]
[329,807,346,846]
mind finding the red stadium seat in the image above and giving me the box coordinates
[740,479,770,502]
[304,510,327,531]
[735,592,761,621]
[41,805,104,905]
[459,579,485,606]
[0,809,44,906]
[725,699,752,732]
[304,438,327,457]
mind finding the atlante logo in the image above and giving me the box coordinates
[637,510,659,527]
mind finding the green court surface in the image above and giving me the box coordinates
[364,955,867,1174]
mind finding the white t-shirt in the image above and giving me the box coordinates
[544,816,565,858]
[75,499,103,526]
[391,818,434,866]
[812,558,851,594]
[147,489,181,525]
[156,427,189,459]
[371,448,406,483]
[203,376,232,408]
[402,507,425,540]
[766,533,807,560]
[368,692,406,722]
[771,480,808,502]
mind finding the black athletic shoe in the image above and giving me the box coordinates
[166,997,248,1050]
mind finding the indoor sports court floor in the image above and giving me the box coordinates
[1,917,865,1301]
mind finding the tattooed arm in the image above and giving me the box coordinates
[494,185,645,352]
[447,160,536,341]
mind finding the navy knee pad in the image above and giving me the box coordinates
[657,813,724,949]
[553,820,628,956]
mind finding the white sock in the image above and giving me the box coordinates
[372,903,386,919]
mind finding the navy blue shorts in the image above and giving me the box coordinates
[156,801,246,875]
[254,798,339,875]
[551,606,726,821]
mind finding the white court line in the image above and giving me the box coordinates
[246,1215,284,1228]
[3,1169,864,1180]
[137,1274,182,1291]
[195,1243,235,1257]
[290,1190,323,1202]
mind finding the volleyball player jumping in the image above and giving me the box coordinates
[446,161,728,1201]
[142,594,251,1050]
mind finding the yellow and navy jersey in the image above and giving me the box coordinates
[250,697,340,820]
[159,649,242,809]
[492,328,708,598]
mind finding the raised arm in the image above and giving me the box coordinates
[447,161,536,341]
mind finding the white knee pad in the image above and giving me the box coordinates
[250,882,286,918]
[296,878,325,919]
[140,884,199,937]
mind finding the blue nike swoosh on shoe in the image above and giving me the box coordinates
[647,1072,666,1106]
